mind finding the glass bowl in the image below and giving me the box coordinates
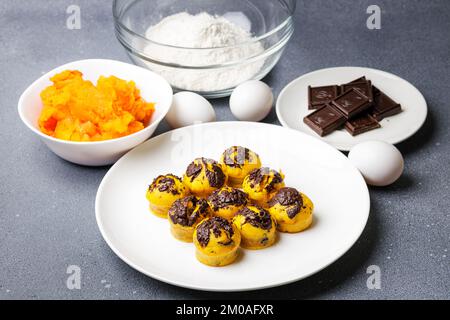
[113,0,296,98]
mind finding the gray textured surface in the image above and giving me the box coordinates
[1,0,449,300]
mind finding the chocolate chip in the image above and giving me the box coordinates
[186,158,226,188]
[205,165,226,188]
[268,187,303,219]
[196,217,234,248]
[247,168,283,192]
[286,205,301,219]
[208,188,248,211]
[186,162,202,181]
[222,146,254,168]
[169,196,209,227]
[149,175,182,195]
[237,207,273,231]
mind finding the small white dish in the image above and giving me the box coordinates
[18,59,173,166]
[276,67,428,151]
[95,122,370,292]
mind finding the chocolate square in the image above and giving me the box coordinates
[308,85,340,110]
[303,104,347,137]
[372,85,381,96]
[348,76,367,84]
[341,81,374,102]
[345,114,381,136]
[372,92,402,121]
[331,88,373,119]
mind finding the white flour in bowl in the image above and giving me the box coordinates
[142,12,265,92]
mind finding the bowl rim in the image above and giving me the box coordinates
[18,58,173,146]
[112,0,296,50]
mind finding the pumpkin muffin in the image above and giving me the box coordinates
[168,196,211,242]
[219,146,261,188]
[267,187,314,233]
[146,174,189,218]
[193,217,241,267]
[232,206,277,250]
[183,158,227,197]
[207,187,248,220]
[242,167,285,206]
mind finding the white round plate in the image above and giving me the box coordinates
[276,67,428,151]
[95,122,370,291]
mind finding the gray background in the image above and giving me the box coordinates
[1,0,449,299]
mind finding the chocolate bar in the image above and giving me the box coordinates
[345,114,380,136]
[371,91,402,121]
[303,104,347,137]
[372,85,381,96]
[308,85,340,110]
[331,88,372,119]
[304,76,403,137]
[341,80,374,103]
[348,76,367,84]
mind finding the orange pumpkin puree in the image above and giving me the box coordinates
[38,70,155,141]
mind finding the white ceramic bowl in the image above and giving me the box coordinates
[18,59,173,166]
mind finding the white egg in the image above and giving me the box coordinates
[348,141,404,187]
[166,92,216,129]
[230,80,273,122]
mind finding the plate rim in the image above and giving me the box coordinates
[275,66,428,151]
[95,121,370,292]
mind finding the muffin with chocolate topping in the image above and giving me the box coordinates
[207,187,248,220]
[193,216,241,267]
[219,146,262,188]
[232,206,277,250]
[168,196,211,242]
[242,167,285,206]
[146,174,189,218]
[183,158,227,197]
[268,187,314,233]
